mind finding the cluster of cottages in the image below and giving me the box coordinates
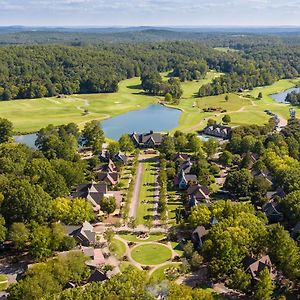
[73,151,129,216]
[65,221,119,286]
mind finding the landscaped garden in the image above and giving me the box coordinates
[131,243,172,265]
[151,263,182,281]
[109,238,126,259]
[119,233,165,243]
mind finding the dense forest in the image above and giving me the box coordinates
[0,30,300,100]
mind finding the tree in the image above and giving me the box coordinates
[251,176,271,204]
[160,136,176,158]
[222,114,231,124]
[81,120,105,153]
[104,228,115,243]
[52,197,94,225]
[0,118,13,144]
[204,138,218,157]
[253,268,275,300]
[258,92,263,99]
[107,141,120,157]
[118,134,134,154]
[224,169,253,197]
[165,92,173,102]
[281,190,300,221]
[190,251,203,270]
[9,223,29,250]
[29,225,53,261]
[268,224,300,279]
[101,196,117,215]
[225,95,229,101]
[183,241,194,259]
[0,216,6,244]
[188,205,211,227]
[219,150,233,166]
[188,135,202,154]
[2,179,52,224]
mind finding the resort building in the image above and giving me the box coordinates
[129,131,168,148]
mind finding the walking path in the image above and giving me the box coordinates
[114,236,179,272]
[128,158,144,219]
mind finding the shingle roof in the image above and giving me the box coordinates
[130,131,168,146]
[243,255,276,281]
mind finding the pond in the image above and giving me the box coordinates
[14,104,182,147]
[270,87,300,103]
[102,104,181,140]
[14,133,38,149]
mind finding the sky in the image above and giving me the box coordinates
[0,0,300,27]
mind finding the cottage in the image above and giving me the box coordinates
[171,153,190,163]
[192,226,209,248]
[252,169,273,185]
[114,151,128,165]
[97,172,119,186]
[81,247,105,268]
[88,269,108,283]
[262,201,284,223]
[70,221,96,246]
[174,169,198,190]
[71,182,108,211]
[243,255,276,282]
[95,159,117,173]
[129,131,168,148]
[203,124,231,139]
[187,184,210,207]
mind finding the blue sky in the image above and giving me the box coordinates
[0,0,300,26]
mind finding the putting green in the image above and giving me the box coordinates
[131,243,172,265]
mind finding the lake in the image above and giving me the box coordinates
[14,104,182,147]
[270,87,300,103]
[14,133,38,148]
[102,104,181,140]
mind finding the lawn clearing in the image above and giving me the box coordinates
[109,238,126,259]
[131,243,172,265]
[151,263,182,281]
[167,190,182,225]
[171,242,184,257]
[136,159,157,225]
[0,274,8,291]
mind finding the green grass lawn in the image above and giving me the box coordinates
[131,243,172,265]
[119,233,165,243]
[136,160,157,225]
[167,190,182,226]
[2,69,299,134]
[171,242,184,257]
[151,263,182,281]
[109,238,126,259]
[0,274,8,291]
[1,76,156,133]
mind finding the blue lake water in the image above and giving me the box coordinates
[14,133,38,148]
[14,104,181,147]
[270,87,300,103]
[102,104,181,140]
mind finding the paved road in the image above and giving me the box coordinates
[128,159,144,219]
